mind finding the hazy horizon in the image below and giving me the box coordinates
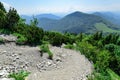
[1,0,120,15]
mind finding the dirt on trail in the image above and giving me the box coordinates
[0,35,93,80]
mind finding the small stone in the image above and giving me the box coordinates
[2,51,7,54]
[55,57,62,62]
[18,53,22,55]
[47,61,52,66]
[0,70,9,78]
[15,56,19,59]
[12,59,16,62]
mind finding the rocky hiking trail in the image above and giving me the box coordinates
[0,34,93,80]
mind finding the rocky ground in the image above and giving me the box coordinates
[0,34,93,80]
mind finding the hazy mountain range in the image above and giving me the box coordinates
[93,12,120,26]
[21,11,120,34]
[21,14,61,24]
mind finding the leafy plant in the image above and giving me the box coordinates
[107,69,120,80]
[8,70,30,80]
[88,71,111,80]
[64,43,76,49]
[13,33,27,44]
[40,44,53,60]
[0,38,4,44]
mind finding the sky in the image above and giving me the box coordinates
[0,0,120,15]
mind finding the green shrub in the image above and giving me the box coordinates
[0,38,4,44]
[0,28,12,34]
[107,69,120,80]
[8,70,30,80]
[13,33,27,44]
[105,44,116,52]
[94,50,110,71]
[50,32,63,46]
[88,71,111,80]
[76,41,97,62]
[76,32,83,42]
[76,41,110,71]
[40,44,53,60]
[64,43,76,49]
[13,25,44,45]
[109,46,120,75]
[26,26,44,44]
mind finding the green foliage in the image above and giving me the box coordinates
[92,31,102,40]
[38,12,119,34]
[75,32,83,42]
[40,43,53,60]
[94,50,110,71]
[50,32,63,46]
[13,24,44,45]
[95,23,120,33]
[0,2,6,13]
[26,26,44,44]
[77,41,98,61]
[105,44,116,52]
[8,70,30,80]
[64,43,76,49]
[107,69,120,80]
[0,3,120,79]
[6,8,20,29]
[88,71,111,80]
[0,38,4,44]
[43,31,74,46]
[30,17,38,27]
[13,33,27,45]
[0,28,12,34]
[0,9,6,28]
[104,33,119,44]
[109,46,120,75]
[65,32,119,79]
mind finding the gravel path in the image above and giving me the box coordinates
[0,35,93,80]
[27,46,93,80]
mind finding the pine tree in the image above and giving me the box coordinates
[0,2,6,13]
[0,9,6,28]
[6,8,20,29]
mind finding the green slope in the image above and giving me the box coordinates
[95,23,120,33]
[38,11,120,34]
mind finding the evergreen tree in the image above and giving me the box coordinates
[0,2,6,13]
[30,16,38,27]
[0,9,6,28]
[6,8,20,29]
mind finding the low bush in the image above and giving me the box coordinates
[0,38,4,44]
[88,71,111,80]
[8,70,30,80]
[64,43,76,49]
[13,33,27,45]
[0,28,12,34]
[107,69,120,80]
[40,44,53,60]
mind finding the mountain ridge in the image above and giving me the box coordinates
[21,11,120,34]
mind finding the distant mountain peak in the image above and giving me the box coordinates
[35,14,61,20]
[65,11,89,18]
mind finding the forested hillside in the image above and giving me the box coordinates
[22,11,120,34]
[93,12,120,26]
